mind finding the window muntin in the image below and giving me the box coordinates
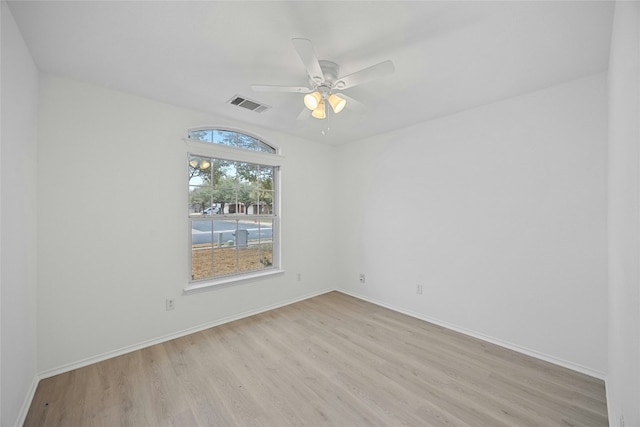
[187,129,278,285]
[188,129,276,154]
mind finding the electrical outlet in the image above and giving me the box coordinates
[166,298,175,311]
[297,273,302,282]
[620,415,625,427]
[359,273,365,283]
[416,285,423,295]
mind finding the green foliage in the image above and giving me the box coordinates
[212,176,237,213]
[236,182,258,214]
[190,186,212,212]
[189,154,274,214]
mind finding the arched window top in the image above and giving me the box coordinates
[188,128,276,154]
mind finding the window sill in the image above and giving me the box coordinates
[184,268,285,294]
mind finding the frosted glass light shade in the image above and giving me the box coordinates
[328,94,346,114]
[311,100,326,119]
[304,92,322,110]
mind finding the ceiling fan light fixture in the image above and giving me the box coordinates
[328,94,346,114]
[311,100,326,119]
[304,91,322,110]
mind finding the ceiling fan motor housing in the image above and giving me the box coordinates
[316,60,340,87]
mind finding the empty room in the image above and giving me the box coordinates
[2,1,639,426]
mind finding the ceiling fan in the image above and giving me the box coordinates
[251,38,395,120]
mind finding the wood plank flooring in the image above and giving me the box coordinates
[24,291,608,426]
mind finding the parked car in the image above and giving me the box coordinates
[203,206,219,215]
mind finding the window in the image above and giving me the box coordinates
[187,129,280,289]
[188,129,276,154]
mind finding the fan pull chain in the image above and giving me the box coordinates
[322,108,331,135]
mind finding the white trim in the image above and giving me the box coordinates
[337,289,607,381]
[37,288,334,380]
[187,134,282,287]
[185,139,284,167]
[605,378,614,427]
[184,268,285,293]
[14,374,39,427]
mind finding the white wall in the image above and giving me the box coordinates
[335,74,608,376]
[0,1,40,425]
[36,74,336,373]
[607,2,640,426]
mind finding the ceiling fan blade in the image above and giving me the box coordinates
[292,38,324,85]
[336,93,367,114]
[334,60,395,90]
[251,84,312,93]
[297,107,311,121]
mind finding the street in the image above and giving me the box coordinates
[191,219,273,245]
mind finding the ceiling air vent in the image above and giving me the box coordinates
[227,95,270,113]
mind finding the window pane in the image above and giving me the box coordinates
[213,247,238,276]
[257,219,273,268]
[190,185,212,216]
[224,161,238,180]
[213,219,236,248]
[258,191,274,214]
[214,130,236,149]
[191,219,213,280]
[212,176,236,214]
[189,155,212,186]
[257,166,273,189]
[189,129,276,153]
[233,219,269,273]
[188,129,213,142]
[256,219,273,244]
[236,162,257,184]
[212,220,239,276]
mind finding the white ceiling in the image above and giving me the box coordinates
[8,1,614,145]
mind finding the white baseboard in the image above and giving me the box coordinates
[337,289,607,381]
[605,381,616,427]
[14,374,39,427]
[38,288,335,380]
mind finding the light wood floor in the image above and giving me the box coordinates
[25,291,608,426]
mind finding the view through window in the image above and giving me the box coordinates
[188,129,278,283]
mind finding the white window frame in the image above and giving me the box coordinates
[184,128,283,292]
